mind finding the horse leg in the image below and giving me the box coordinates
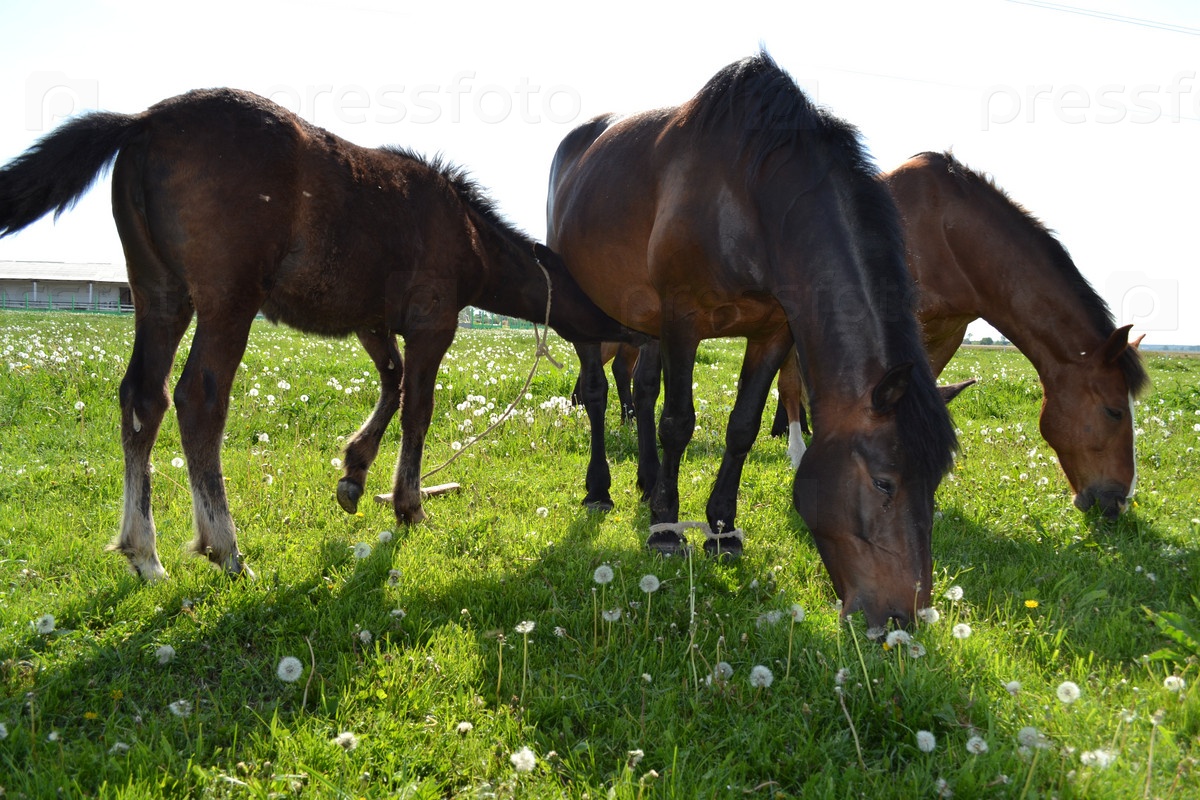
[173,308,258,576]
[111,299,194,580]
[632,340,661,502]
[337,328,404,513]
[388,326,456,524]
[704,335,792,558]
[647,331,699,554]
[574,341,615,511]
[611,343,636,423]
[777,349,809,469]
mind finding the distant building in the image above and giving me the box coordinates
[0,261,131,312]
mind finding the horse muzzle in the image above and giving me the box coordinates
[1074,484,1130,518]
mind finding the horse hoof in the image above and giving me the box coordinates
[582,497,615,513]
[337,479,363,514]
[703,537,743,560]
[646,529,690,556]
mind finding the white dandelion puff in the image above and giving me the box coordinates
[952,623,972,639]
[33,614,55,634]
[1163,675,1185,692]
[510,746,536,772]
[456,721,474,734]
[639,574,661,593]
[789,603,806,622]
[515,620,535,635]
[168,699,193,717]
[944,585,964,601]
[276,656,304,683]
[155,644,175,665]
[593,564,614,585]
[353,542,371,559]
[332,731,359,751]
[1056,681,1081,704]
[965,735,988,754]
[916,730,936,753]
[917,607,940,624]
[749,665,774,688]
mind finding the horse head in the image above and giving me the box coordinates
[793,364,963,630]
[1039,325,1146,517]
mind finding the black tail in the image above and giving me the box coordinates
[0,111,145,237]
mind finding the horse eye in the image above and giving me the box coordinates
[1103,406,1123,421]
[872,478,895,497]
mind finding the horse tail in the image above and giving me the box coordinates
[0,111,146,237]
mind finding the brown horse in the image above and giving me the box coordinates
[773,152,1149,516]
[548,52,958,628]
[0,88,636,580]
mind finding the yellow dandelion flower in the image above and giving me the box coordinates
[111,690,124,701]
[1025,599,1039,608]
[84,711,99,720]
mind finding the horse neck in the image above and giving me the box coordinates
[463,212,547,321]
[937,193,1112,378]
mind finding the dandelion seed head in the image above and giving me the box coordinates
[276,656,304,683]
[908,642,927,658]
[155,644,175,665]
[353,542,371,559]
[510,745,536,772]
[168,699,193,717]
[536,506,549,518]
[515,620,535,635]
[885,630,912,648]
[456,721,474,734]
[944,585,964,601]
[1017,726,1042,748]
[377,530,393,543]
[1005,680,1022,696]
[952,623,972,639]
[171,456,185,468]
[789,603,805,622]
[33,614,55,634]
[749,665,774,688]
[639,574,661,594]
[593,564,614,585]
[1057,681,1081,704]
[965,735,989,754]
[1080,749,1115,769]
[1163,675,1185,692]
[916,730,936,753]
[917,607,940,624]
[332,731,359,750]
[602,608,621,622]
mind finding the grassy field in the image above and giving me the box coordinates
[0,310,1197,798]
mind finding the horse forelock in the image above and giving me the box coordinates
[930,151,1150,397]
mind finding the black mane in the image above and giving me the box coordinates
[930,150,1149,397]
[382,145,538,257]
[690,52,958,480]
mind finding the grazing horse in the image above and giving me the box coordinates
[0,88,635,580]
[548,52,958,628]
[774,152,1149,516]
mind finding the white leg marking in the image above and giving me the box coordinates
[787,421,808,470]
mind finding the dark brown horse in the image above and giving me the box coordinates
[773,152,1149,516]
[548,53,958,628]
[0,88,636,580]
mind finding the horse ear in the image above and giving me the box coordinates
[939,379,976,404]
[532,242,562,270]
[1131,332,1145,350]
[871,363,913,413]
[1100,324,1133,364]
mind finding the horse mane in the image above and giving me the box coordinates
[381,145,538,263]
[927,150,1149,397]
[689,52,957,480]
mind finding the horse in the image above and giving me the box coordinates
[0,88,637,581]
[772,152,1149,517]
[547,52,959,628]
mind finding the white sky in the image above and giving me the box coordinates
[1,0,1196,344]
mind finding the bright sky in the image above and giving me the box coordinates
[1,0,1196,344]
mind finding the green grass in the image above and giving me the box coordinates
[0,310,1197,798]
